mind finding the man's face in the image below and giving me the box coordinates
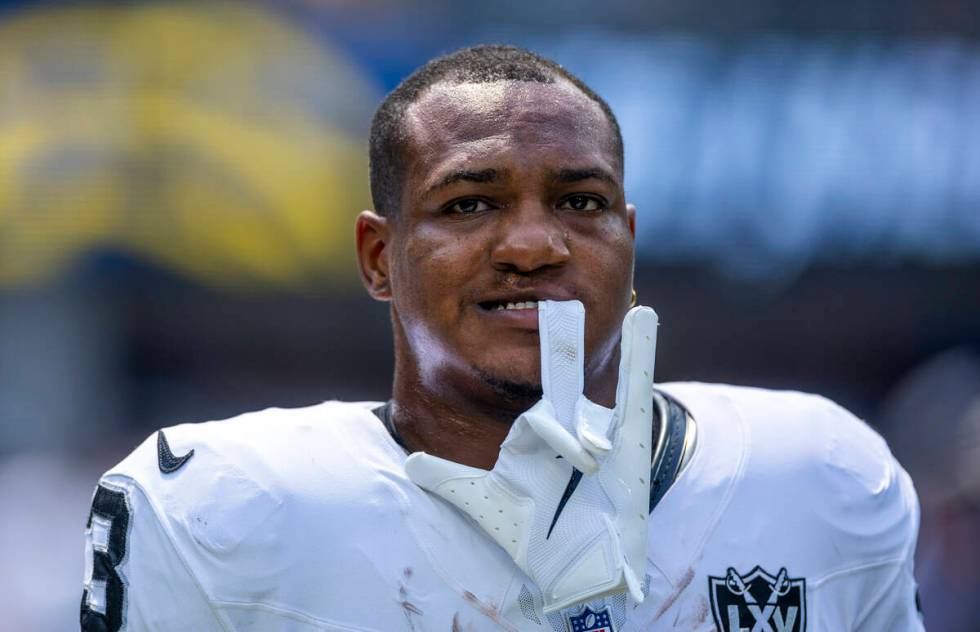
[382,80,634,408]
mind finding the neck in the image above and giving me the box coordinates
[391,393,510,471]
[389,324,623,472]
[391,349,523,471]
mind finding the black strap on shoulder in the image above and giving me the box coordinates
[648,390,690,513]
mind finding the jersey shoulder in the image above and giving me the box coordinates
[105,400,385,493]
[103,399,392,537]
[661,382,920,574]
[94,401,395,593]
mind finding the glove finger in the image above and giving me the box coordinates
[612,306,658,440]
[538,299,585,428]
[576,396,614,456]
[498,410,542,455]
[601,514,645,605]
[523,404,598,474]
[624,565,644,604]
[404,451,489,493]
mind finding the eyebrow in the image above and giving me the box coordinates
[423,166,618,197]
[427,168,499,195]
[554,168,618,187]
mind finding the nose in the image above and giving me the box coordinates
[490,203,571,274]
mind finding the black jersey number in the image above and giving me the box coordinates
[80,484,130,632]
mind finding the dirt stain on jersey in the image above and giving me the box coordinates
[673,593,711,629]
[399,567,424,630]
[692,596,709,625]
[461,591,519,632]
[652,566,695,622]
[450,612,475,632]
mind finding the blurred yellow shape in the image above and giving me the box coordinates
[0,1,377,288]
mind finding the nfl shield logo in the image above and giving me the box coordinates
[567,605,615,632]
[708,566,806,632]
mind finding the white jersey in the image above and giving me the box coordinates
[81,383,924,631]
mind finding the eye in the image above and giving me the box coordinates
[558,195,606,212]
[445,198,492,214]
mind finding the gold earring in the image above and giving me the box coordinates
[629,288,637,307]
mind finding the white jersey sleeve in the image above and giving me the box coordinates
[762,391,925,631]
[808,396,925,631]
[856,553,925,631]
[806,452,925,632]
[812,550,924,631]
[81,409,301,631]
[82,470,225,631]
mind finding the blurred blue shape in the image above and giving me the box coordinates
[525,34,980,279]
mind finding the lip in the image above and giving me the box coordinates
[478,303,541,329]
[476,287,577,307]
[475,287,578,331]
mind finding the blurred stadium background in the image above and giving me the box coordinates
[1,0,978,628]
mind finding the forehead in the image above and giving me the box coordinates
[401,80,620,189]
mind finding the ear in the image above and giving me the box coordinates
[626,203,637,239]
[355,210,392,301]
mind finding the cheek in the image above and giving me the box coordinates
[575,217,634,341]
[394,226,481,313]
[578,217,634,283]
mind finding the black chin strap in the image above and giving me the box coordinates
[373,392,692,514]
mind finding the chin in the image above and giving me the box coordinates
[471,359,542,409]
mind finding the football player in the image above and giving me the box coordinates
[82,46,924,631]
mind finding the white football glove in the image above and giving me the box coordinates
[405,300,658,613]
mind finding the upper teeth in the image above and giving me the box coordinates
[495,301,539,311]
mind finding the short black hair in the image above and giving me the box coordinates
[368,45,624,217]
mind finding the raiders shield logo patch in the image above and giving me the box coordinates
[566,605,615,632]
[708,566,805,632]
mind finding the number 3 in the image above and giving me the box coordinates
[81,484,130,632]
